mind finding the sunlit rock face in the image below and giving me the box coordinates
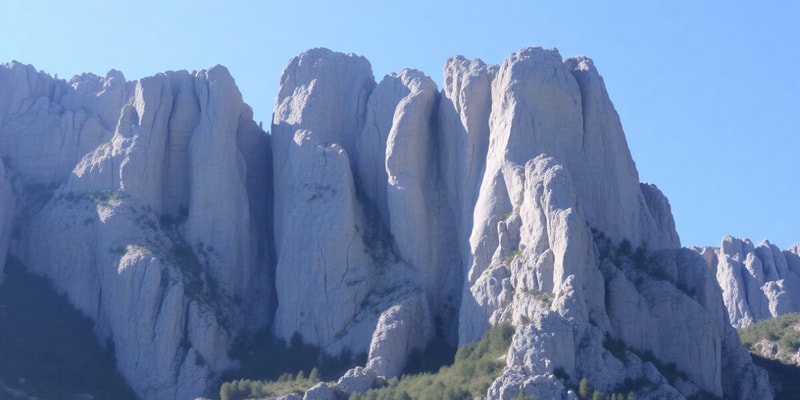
[273,48,770,400]
[271,49,451,365]
[699,236,800,328]
[0,46,774,400]
[0,61,272,400]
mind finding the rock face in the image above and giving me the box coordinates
[0,48,776,400]
[0,62,272,399]
[272,48,770,400]
[450,49,768,400]
[271,49,445,363]
[0,158,12,285]
[699,236,800,328]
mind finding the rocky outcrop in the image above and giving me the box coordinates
[0,62,272,399]
[0,47,777,400]
[271,49,380,354]
[445,48,768,399]
[365,294,433,378]
[271,49,446,363]
[272,47,770,400]
[303,382,336,400]
[699,236,800,328]
[356,69,461,335]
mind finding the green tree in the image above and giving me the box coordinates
[219,382,234,400]
[579,378,593,398]
[393,390,412,400]
[309,367,321,383]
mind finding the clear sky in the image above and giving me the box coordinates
[1,0,797,249]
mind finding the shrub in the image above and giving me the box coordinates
[579,378,593,398]
[351,323,515,400]
[219,328,364,399]
[739,312,800,357]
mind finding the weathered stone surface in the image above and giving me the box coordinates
[0,62,121,184]
[437,56,496,292]
[355,68,462,341]
[0,159,12,284]
[700,236,800,328]
[365,293,433,378]
[303,382,335,400]
[450,48,768,400]
[336,366,379,395]
[271,49,377,355]
[0,62,271,400]
[458,47,679,343]
[271,50,454,370]
[0,47,776,400]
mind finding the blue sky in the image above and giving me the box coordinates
[1,0,797,249]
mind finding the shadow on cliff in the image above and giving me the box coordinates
[0,256,135,399]
[750,354,800,399]
[221,327,367,385]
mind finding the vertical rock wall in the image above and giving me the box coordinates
[700,236,800,328]
[0,48,777,400]
[0,159,12,285]
[0,62,272,400]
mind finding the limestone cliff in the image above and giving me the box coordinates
[0,158,12,285]
[699,236,800,328]
[0,62,272,400]
[0,47,777,400]
[271,48,770,399]
[452,49,767,399]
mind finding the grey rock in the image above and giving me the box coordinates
[303,382,335,400]
[336,366,379,395]
[0,48,775,400]
[701,236,800,328]
[449,48,768,399]
[271,49,456,371]
[271,49,378,355]
[365,293,433,378]
[0,159,12,284]
[355,68,462,341]
[0,62,271,400]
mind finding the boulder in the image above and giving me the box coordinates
[303,382,335,400]
[336,366,379,395]
[365,293,434,378]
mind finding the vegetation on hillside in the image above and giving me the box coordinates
[0,256,136,399]
[738,313,800,399]
[218,329,365,400]
[739,312,800,359]
[218,323,513,400]
[348,323,514,400]
[220,369,322,400]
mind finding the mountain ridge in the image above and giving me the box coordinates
[0,49,777,399]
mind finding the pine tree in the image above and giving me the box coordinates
[309,367,320,382]
[579,378,592,398]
